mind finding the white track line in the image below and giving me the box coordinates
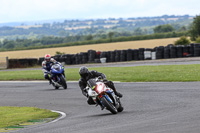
[49,110,66,123]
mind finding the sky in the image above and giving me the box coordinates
[0,0,200,23]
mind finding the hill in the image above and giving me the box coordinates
[0,15,193,41]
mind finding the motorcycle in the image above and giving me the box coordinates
[49,64,67,89]
[86,77,123,114]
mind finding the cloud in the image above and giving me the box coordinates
[0,0,199,23]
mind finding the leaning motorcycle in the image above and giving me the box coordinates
[86,78,123,114]
[49,64,67,89]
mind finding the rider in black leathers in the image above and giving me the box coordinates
[78,66,123,106]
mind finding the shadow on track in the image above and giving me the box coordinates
[39,88,69,91]
[86,111,126,118]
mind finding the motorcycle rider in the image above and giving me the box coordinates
[42,54,62,84]
[78,66,123,108]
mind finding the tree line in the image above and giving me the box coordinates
[0,14,200,51]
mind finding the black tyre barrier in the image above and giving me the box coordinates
[94,59,101,63]
[115,50,121,62]
[120,50,127,62]
[127,49,133,61]
[106,51,112,62]
[61,54,72,65]
[53,55,61,62]
[38,57,45,65]
[9,43,200,69]
[9,58,38,68]
[88,50,96,63]
[156,46,164,59]
[183,45,190,57]
[176,45,183,58]
[194,44,200,57]
[110,51,115,62]
[170,46,177,58]
[138,48,145,60]
[190,43,195,56]
[133,49,139,60]
[164,47,170,59]
[81,52,88,64]
[100,52,107,58]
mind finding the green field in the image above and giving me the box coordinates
[0,106,59,129]
[0,64,200,82]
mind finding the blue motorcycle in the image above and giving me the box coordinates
[50,64,67,89]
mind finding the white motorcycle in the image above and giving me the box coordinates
[86,77,123,114]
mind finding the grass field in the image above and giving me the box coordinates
[0,38,179,59]
[0,64,200,82]
[0,106,59,129]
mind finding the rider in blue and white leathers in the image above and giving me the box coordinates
[42,54,62,84]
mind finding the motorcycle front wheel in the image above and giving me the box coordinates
[101,96,117,114]
[59,75,67,89]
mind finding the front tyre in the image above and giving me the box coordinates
[59,75,67,89]
[101,96,117,114]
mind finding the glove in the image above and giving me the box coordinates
[82,88,88,97]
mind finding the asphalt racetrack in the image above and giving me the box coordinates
[1,81,200,133]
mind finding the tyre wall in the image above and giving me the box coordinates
[8,43,200,68]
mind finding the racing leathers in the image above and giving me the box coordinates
[42,58,61,84]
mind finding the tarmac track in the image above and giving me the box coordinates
[1,81,200,133]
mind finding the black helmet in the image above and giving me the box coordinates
[79,66,89,77]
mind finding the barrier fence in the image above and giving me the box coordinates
[7,43,200,68]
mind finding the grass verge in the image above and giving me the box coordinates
[0,64,200,82]
[0,106,59,128]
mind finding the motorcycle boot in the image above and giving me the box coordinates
[106,81,123,98]
[45,75,52,85]
[115,91,123,98]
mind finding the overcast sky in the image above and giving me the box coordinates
[0,0,199,23]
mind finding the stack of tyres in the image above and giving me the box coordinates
[75,54,80,64]
[176,45,183,58]
[156,46,164,59]
[71,55,76,64]
[133,49,139,60]
[194,44,200,57]
[99,52,107,63]
[138,48,145,60]
[100,52,107,58]
[190,43,195,56]
[88,50,96,63]
[81,52,88,64]
[170,46,177,58]
[164,47,170,59]
[120,50,127,62]
[110,51,115,62]
[28,58,38,66]
[115,50,120,62]
[106,51,111,62]
[53,55,61,62]
[61,54,72,65]
[38,57,45,65]
[127,49,133,61]
[183,45,190,57]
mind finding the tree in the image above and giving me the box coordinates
[174,36,191,46]
[154,24,175,33]
[190,15,200,40]
[134,28,143,35]
[108,32,114,41]
[85,34,93,41]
